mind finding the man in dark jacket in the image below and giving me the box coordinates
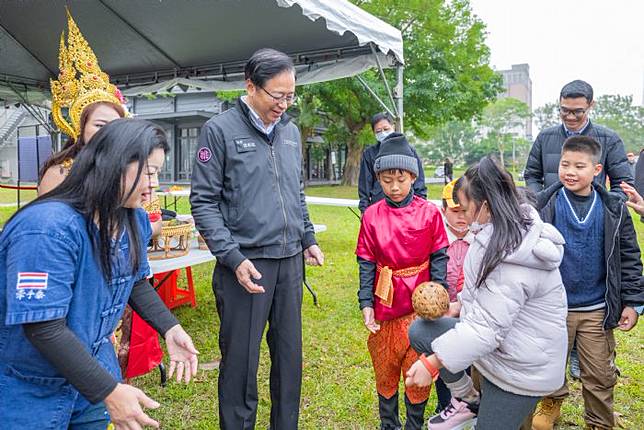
[524,80,633,194]
[358,112,427,213]
[190,48,324,430]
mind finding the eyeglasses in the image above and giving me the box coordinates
[259,86,297,105]
[559,106,589,119]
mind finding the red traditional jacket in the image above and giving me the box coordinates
[356,196,448,321]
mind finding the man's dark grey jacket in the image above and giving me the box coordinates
[524,121,633,194]
[190,98,317,270]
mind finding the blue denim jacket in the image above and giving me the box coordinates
[0,202,151,429]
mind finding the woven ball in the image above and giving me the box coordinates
[412,282,450,320]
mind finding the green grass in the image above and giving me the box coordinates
[0,184,36,204]
[0,185,641,428]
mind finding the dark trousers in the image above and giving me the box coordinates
[213,253,303,430]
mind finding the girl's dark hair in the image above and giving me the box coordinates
[13,119,169,280]
[40,101,125,180]
[244,48,295,87]
[454,156,532,288]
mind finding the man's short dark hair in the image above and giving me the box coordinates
[244,48,295,87]
[560,80,593,102]
[370,112,394,130]
[562,135,602,164]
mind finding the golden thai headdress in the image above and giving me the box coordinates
[50,9,125,139]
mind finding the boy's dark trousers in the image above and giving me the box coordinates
[378,393,427,430]
[212,253,303,430]
[546,309,618,428]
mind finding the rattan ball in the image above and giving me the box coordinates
[412,282,450,320]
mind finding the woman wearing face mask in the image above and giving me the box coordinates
[0,119,198,429]
[358,112,427,213]
[405,156,568,430]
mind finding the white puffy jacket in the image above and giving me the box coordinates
[432,206,568,396]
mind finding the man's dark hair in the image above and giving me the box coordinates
[244,48,295,87]
[370,112,394,130]
[562,135,602,164]
[560,80,593,102]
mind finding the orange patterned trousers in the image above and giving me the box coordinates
[367,313,430,404]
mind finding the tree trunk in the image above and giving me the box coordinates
[342,135,363,186]
[300,126,312,185]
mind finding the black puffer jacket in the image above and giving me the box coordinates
[537,182,643,329]
[525,121,633,194]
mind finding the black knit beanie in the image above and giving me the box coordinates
[374,132,418,176]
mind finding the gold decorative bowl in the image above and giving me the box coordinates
[148,220,193,260]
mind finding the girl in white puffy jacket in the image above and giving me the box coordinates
[405,156,568,430]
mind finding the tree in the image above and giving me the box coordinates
[419,120,478,163]
[534,102,559,132]
[593,95,644,153]
[479,97,531,170]
[303,0,502,185]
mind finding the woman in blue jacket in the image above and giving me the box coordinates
[0,119,198,429]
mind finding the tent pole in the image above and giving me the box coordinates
[394,64,404,132]
[355,75,395,119]
[369,44,397,116]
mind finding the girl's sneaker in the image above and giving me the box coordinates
[427,397,478,430]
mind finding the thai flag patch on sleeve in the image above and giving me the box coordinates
[16,272,48,300]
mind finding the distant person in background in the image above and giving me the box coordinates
[524,80,632,195]
[358,112,427,213]
[443,157,454,184]
[626,152,636,177]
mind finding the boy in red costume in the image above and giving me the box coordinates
[356,133,449,429]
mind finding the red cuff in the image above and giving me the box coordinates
[148,213,162,222]
[419,354,440,381]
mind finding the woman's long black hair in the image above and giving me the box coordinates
[454,156,532,288]
[10,119,169,280]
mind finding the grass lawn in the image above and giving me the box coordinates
[0,184,36,204]
[0,184,641,428]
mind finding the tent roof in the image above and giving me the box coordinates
[0,0,403,103]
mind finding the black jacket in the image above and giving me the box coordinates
[358,142,427,213]
[537,182,643,329]
[525,121,633,194]
[190,98,316,270]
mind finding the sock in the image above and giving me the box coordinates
[445,374,479,404]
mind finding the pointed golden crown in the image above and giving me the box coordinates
[50,9,124,139]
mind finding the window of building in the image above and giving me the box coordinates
[177,126,200,181]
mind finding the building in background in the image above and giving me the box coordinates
[128,89,345,185]
[0,105,49,183]
[498,63,533,139]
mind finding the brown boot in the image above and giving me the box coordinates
[531,398,562,430]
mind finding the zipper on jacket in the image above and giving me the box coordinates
[603,204,622,329]
[269,144,289,253]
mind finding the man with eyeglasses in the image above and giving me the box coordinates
[191,48,324,429]
[524,79,633,195]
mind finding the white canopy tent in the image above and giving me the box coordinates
[0,0,404,129]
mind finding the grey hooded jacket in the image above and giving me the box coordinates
[432,206,568,396]
[190,98,317,270]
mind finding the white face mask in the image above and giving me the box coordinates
[468,202,489,234]
[376,129,394,142]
